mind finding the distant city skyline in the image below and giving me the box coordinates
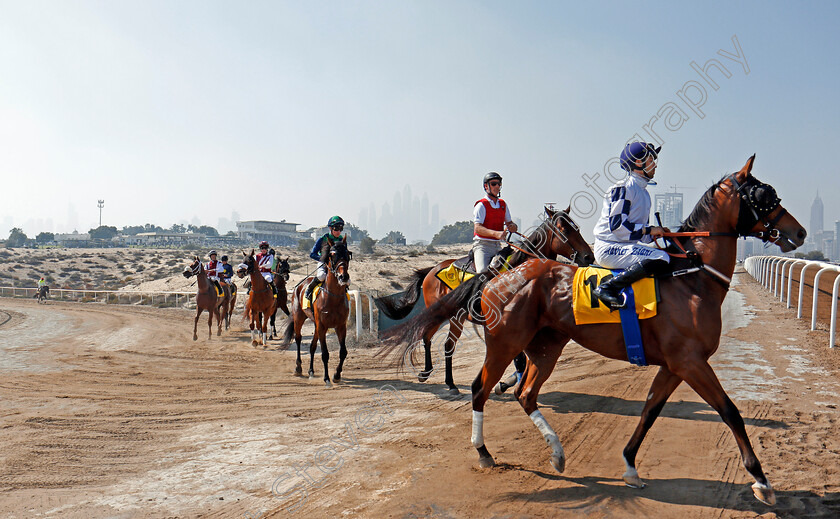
[358,185,441,242]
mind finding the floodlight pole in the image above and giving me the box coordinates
[97,200,104,227]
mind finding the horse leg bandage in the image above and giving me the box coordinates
[471,411,484,448]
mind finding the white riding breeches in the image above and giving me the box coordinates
[594,240,670,270]
[472,239,502,273]
[315,262,328,282]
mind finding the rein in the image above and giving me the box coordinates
[505,221,580,266]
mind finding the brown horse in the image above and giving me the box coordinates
[223,281,238,330]
[382,156,806,506]
[268,257,292,338]
[281,239,351,387]
[183,257,230,340]
[375,206,594,394]
[242,250,277,347]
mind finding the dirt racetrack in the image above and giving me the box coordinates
[1,268,839,518]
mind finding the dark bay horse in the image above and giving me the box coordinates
[183,257,230,340]
[381,156,806,506]
[242,250,277,347]
[268,257,291,338]
[223,280,238,330]
[281,240,351,387]
[375,206,594,394]
[36,285,49,304]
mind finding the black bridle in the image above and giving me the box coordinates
[187,260,202,276]
[729,173,787,242]
[327,246,352,279]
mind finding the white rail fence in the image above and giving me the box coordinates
[0,286,378,336]
[744,256,840,348]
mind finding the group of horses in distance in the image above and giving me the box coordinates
[183,242,354,383]
[179,155,806,507]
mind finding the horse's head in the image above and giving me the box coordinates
[183,256,201,278]
[723,155,806,252]
[327,240,352,286]
[276,256,291,282]
[544,205,595,266]
[241,249,256,274]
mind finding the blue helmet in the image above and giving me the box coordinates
[620,142,661,172]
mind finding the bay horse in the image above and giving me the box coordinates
[36,285,49,304]
[183,257,230,340]
[223,280,237,330]
[281,240,351,387]
[242,250,277,347]
[268,257,292,338]
[375,206,594,394]
[381,156,806,506]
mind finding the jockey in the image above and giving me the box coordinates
[473,173,523,395]
[205,251,224,294]
[220,255,234,286]
[304,216,346,301]
[592,141,671,309]
[255,241,275,283]
[37,277,47,289]
[473,172,517,273]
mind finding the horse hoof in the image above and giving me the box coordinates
[193,336,198,341]
[418,371,431,383]
[752,482,776,505]
[252,341,259,347]
[623,472,646,489]
[448,387,460,396]
[333,373,341,382]
[494,382,506,395]
[325,380,332,388]
[478,455,496,469]
[550,454,566,474]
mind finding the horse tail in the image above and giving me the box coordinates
[377,274,488,367]
[373,266,433,320]
[279,315,295,348]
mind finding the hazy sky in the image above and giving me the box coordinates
[1,1,838,240]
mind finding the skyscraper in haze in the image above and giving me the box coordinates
[421,193,429,236]
[368,203,377,236]
[654,191,684,230]
[810,191,824,236]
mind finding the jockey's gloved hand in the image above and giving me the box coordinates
[269,248,275,255]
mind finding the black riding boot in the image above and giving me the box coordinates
[593,259,669,310]
[304,277,320,301]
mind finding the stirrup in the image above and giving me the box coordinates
[594,287,627,310]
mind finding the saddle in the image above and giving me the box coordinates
[572,266,659,325]
[303,282,349,310]
[452,250,477,275]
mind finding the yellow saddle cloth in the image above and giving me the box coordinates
[572,266,659,325]
[434,256,512,290]
[303,284,350,310]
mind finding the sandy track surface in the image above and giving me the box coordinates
[0,269,838,518]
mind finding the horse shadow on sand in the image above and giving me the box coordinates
[536,389,787,429]
[494,472,839,519]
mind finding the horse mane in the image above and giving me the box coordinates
[508,218,555,264]
[678,176,727,232]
